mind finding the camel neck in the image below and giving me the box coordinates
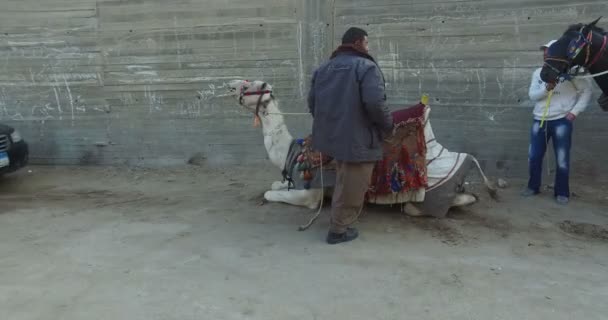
[260,100,294,169]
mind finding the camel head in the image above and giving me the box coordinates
[227,79,274,116]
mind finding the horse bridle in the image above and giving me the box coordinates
[543,56,572,80]
[238,80,274,118]
[544,27,608,80]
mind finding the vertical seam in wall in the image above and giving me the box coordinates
[330,0,336,55]
[297,21,304,99]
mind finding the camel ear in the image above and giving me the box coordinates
[589,16,602,27]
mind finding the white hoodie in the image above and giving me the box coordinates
[528,68,593,121]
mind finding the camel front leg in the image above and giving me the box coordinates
[264,189,323,210]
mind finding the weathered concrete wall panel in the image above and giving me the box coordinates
[0,0,607,182]
[0,0,310,167]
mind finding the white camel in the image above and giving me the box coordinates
[227,79,497,217]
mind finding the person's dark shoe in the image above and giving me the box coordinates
[326,228,359,244]
[521,188,539,197]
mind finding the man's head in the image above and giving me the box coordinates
[342,27,369,53]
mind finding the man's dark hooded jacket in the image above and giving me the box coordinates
[308,46,393,162]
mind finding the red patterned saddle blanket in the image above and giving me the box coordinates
[283,103,428,194]
[368,103,428,197]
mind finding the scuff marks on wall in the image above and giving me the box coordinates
[0,0,605,179]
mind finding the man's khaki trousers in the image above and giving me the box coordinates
[329,161,375,234]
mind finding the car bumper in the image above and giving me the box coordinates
[0,140,29,174]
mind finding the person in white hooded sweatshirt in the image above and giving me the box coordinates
[522,40,593,204]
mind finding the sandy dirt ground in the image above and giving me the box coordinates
[1,165,607,320]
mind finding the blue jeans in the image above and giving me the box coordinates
[527,118,572,197]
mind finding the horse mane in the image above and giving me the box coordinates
[564,23,606,36]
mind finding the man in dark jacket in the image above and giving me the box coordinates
[308,27,393,244]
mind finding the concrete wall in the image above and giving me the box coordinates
[1,0,607,182]
[332,0,608,183]
[0,0,314,167]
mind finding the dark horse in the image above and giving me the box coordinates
[541,17,608,111]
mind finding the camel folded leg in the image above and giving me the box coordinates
[403,203,425,217]
[452,193,477,207]
[271,180,290,191]
[264,189,323,210]
[402,193,476,217]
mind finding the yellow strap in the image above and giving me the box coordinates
[421,93,429,105]
[540,90,554,128]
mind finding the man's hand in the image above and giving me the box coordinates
[566,112,576,122]
[546,82,557,91]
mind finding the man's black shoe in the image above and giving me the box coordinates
[326,228,359,244]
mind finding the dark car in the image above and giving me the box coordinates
[0,123,29,175]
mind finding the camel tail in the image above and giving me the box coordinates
[470,156,499,201]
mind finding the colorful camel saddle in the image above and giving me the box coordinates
[368,103,428,198]
[281,103,428,195]
[282,136,336,191]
